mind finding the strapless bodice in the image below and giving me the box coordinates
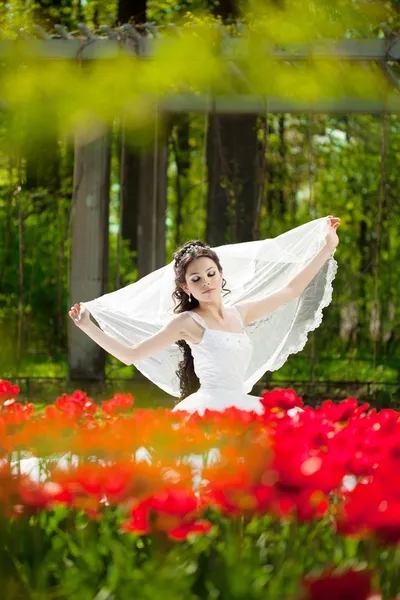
[186,311,253,393]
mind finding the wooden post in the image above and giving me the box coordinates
[68,127,111,380]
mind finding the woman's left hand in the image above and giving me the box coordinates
[325,215,340,250]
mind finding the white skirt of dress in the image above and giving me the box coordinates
[172,388,264,415]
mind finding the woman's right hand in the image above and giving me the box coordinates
[68,303,91,329]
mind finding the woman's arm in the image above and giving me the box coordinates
[69,305,190,365]
[236,217,340,325]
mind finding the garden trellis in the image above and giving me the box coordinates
[2,23,399,380]
[2,24,400,113]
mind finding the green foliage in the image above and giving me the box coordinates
[0,0,399,395]
[0,1,396,145]
[148,0,212,23]
[2,113,400,394]
[0,506,399,599]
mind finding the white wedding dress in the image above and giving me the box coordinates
[172,307,264,415]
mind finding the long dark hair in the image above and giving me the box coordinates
[172,240,230,400]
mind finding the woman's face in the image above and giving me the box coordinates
[183,256,223,303]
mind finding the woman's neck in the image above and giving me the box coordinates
[197,299,226,321]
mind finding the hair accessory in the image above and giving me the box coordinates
[174,243,211,265]
[182,243,202,257]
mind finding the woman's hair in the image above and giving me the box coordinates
[172,240,230,400]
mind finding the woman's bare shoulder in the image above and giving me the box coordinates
[169,312,196,334]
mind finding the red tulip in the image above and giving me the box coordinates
[168,519,212,541]
[102,393,134,416]
[273,434,344,493]
[304,568,374,600]
[318,398,369,423]
[18,479,72,510]
[0,380,20,402]
[149,488,199,516]
[261,388,304,411]
[55,391,98,420]
[122,503,151,535]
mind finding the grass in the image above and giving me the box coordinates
[4,352,399,383]
[2,351,399,408]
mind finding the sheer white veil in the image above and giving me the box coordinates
[82,216,337,397]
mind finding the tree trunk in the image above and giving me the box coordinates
[359,213,370,344]
[68,128,111,380]
[117,0,147,273]
[56,140,74,342]
[206,1,259,244]
[267,116,288,222]
[206,114,258,245]
[172,115,190,247]
[117,0,146,24]
[206,115,230,246]
[25,136,60,192]
[14,174,25,370]
[210,0,238,19]
[137,129,168,278]
[120,115,168,281]
[253,116,269,240]
[235,116,258,241]
[120,129,140,258]
[0,158,14,291]
[24,123,61,217]
[277,115,287,217]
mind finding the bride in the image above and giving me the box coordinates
[69,216,340,414]
[13,216,339,482]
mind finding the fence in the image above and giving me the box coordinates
[6,375,400,410]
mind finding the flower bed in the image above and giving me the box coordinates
[0,380,399,600]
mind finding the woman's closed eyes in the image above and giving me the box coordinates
[190,271,216,283]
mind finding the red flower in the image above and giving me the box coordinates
[168,519,213,541]
[273,434,344,493]
[18,480,72,510]
[295,489,329,522]
[304,568,373,600]
[148,488,199,517]
[122,503,151,535]
[122,487,212,541]
[369,500,400,544]
[205,480,274,515]
[44,405,62,420]
[260,388,304,411]
[102,393,134,416]
[319,398,369,423]
[337,480,379,537]
[0,380,20,403]
[55,391,98,420]
[1,401,34,426]
[337,475,400,544]
[374,409,399,435]
[0,461,21,506]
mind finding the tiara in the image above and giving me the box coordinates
[174,243,210,265]
[183,243,201,256]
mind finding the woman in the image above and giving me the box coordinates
[69,216,340,414]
